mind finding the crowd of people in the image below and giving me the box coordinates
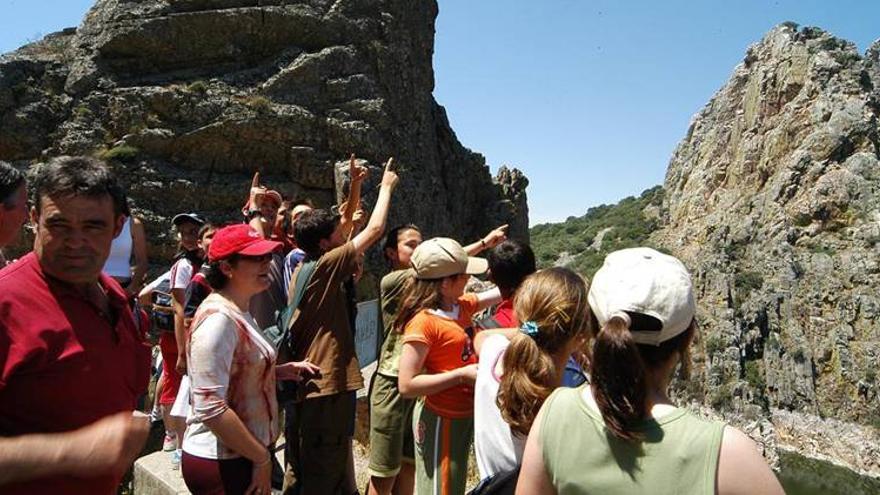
[0,155,786,495]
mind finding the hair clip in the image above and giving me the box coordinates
[520,320,540,338]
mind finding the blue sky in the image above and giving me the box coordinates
[3,1,880,225]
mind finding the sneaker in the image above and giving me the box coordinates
[171,449,182,470]
[150,404,163,424]
[162,433,176,452]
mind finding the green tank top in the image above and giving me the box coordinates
[376,269,413,376]
[540,387,725,495]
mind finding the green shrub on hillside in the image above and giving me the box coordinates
[97,144,140,163]
[735,270,764,291]
[530,186,665,278]
[187,80,208,94]
[244,95,272,113]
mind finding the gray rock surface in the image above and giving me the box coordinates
[653,23,880,477]
[0,0,528,264]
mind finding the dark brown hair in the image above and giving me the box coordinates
[590,314,695,442]
[383,224,421,263]
[0,161,25,208]
[497,267,592,436]
[293,208,339,258]
[486,240,536,297]
[32,156,126,216]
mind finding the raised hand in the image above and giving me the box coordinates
[482,224,509,249]
[381,157,399,190]
[244,171,266,214]
[349,154,369,184]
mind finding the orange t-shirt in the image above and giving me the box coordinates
[402,294,479,418]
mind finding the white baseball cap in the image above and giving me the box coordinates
[411,237,488,280]
[588,247,695,346]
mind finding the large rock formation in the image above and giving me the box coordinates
[0,0,528,263]
[654,24,879,479]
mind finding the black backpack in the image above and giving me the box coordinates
[467,467,519,495]
[149,277,175,333]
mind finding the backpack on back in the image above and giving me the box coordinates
[267,259,318,405]
[150,277,175,333]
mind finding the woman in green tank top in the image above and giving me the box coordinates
[516,248,785,495]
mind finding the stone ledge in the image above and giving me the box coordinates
[133,450,188,495]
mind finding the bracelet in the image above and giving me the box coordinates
[480,238,487,248]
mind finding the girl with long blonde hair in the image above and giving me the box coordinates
[473,267,592,482]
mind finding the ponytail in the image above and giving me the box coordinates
[590,313,648,442]
[496,267,592,437]
[497,333,558,436]
[590,313,697,442]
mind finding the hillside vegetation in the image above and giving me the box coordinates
[530,186,665,278]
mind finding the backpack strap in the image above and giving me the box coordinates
[475,314,504,330]
[290,259,318,314]
[271,259,317,350]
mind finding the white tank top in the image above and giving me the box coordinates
[104,216,133,278]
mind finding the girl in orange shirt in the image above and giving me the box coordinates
[397,237,501,495]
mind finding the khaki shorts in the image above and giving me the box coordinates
[368,373,415,478]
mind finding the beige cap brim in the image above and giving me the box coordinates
[465,257,488,275]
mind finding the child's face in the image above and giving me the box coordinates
[441,272,470,300]
[391,228,422,269]
[274,204,289,232]
[259,199,279,226]
[177,221,200,251]
[198,228,217,253]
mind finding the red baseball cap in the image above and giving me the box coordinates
[208,224,282,262]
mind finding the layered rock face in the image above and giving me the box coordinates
[0,0,528,261]
[654,24,879,475]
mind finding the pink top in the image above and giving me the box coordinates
[182,294,279,459]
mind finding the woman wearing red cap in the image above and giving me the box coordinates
[181,224,318,495]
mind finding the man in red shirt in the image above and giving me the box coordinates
[0,156,152,494]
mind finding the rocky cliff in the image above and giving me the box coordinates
[654,23,879,479]
[528,23,879,482]
[0,0,528,262]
